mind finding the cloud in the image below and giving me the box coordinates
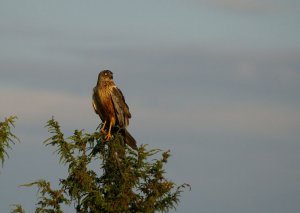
[214,0,278,13]
[1,45,300,130]
[184,0,295,13]
[134,100,300,138]
[0,87,96,130]
[2,84,299,143]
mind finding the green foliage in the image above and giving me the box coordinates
[22,118,190,212]
[0,116,19,166]
[21,180,69,213]
[10,204,25,213]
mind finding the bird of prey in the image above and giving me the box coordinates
[92,70,137,150]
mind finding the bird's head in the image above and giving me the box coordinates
[98,70,113,82]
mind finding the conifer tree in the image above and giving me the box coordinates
[0,116,22,212]
[14,118,189,212]
[0,116,19,166]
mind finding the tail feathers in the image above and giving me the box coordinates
[124,129,138,150]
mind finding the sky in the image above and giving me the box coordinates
[1,0,300,212]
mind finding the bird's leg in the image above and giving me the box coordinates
[104,121,113,141]
[100,120,107,134]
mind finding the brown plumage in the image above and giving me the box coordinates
[92,70,137,150]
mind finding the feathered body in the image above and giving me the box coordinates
[92,70,137,150]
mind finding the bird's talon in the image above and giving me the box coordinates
[104,133,112,141]
[100,121,107,134]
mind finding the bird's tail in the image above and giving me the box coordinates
[124,129,138,150]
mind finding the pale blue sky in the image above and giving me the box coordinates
[1,0,300,212]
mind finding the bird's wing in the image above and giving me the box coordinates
[111,86,131,127]
[92,86,104,121]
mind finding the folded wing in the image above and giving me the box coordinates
[110,86,131,127]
